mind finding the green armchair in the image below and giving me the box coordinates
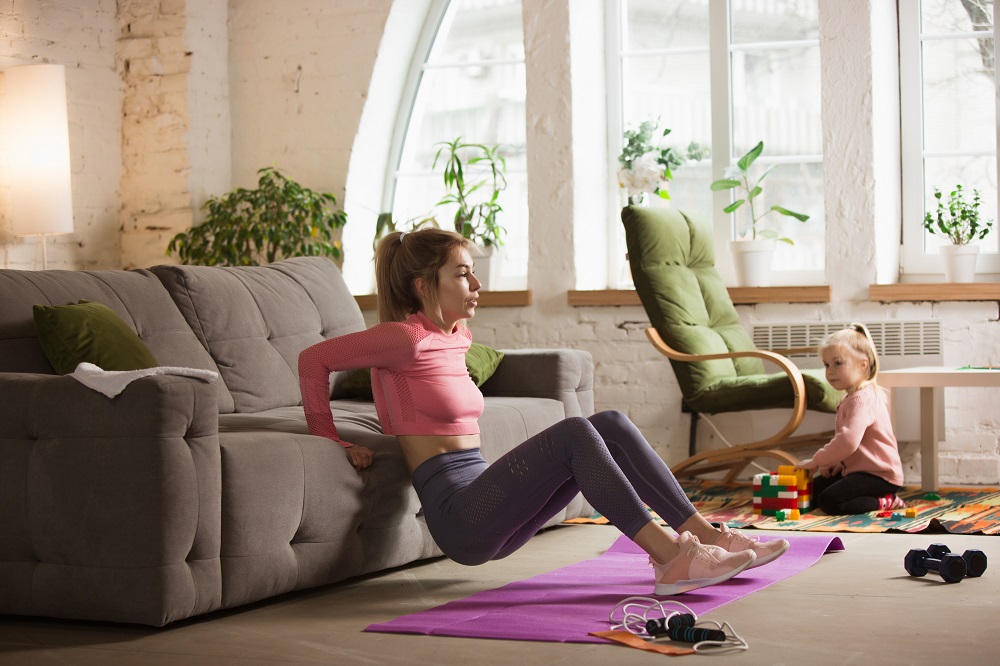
[622,205,840,482]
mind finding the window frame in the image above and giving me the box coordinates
[605,0,825,289]
[899,0,1000,279]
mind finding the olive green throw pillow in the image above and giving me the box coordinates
[341,342,504,400]
[33,300,159,375]
[465,342,505,387]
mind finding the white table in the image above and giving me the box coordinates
[878,366,1000,491]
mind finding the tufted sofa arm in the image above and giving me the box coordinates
[480,348,595,417]
[0,373,222,627]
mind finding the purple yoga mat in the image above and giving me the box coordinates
[366,533,844,643]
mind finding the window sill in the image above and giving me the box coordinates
[354,290,532,311]
[869,283,1000,302]
[567,286,831,306]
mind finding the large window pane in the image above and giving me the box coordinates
[730,0,818,44]
[622,53,713,146]
[759,162,825,272]
[731,46,822,157]
[922,38,995,154]
[625,0,711,49]
[921,0,993,34]
[728,0,823,273]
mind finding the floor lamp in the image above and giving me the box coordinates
[4,63,74,269]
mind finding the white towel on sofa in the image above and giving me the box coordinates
[70,362,219,398]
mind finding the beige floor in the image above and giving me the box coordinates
[1,524,997,665]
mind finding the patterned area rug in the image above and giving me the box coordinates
[564,482,1000,535]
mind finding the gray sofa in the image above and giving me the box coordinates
[0,257,594,626]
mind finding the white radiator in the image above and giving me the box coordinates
[752,321,943,441]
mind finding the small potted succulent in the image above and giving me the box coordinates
[710,141,810,286]
[923,184,994,283]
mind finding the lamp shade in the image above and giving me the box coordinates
[5,64,74,237]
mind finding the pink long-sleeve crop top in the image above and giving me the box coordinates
[298,311,484,445]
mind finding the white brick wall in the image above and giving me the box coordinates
[1,0,120,270]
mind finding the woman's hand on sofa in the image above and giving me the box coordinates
[344,443,375,471]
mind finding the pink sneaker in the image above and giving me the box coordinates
[878,494,906,511]
[711,523,790,568]
[649,532,756,595]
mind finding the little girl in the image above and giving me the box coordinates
[796,323,905,515]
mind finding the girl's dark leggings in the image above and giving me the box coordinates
[813,471,902,515]
[410,410,697,565]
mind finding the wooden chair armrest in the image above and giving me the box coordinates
[769,346,815,356]
[645,327,808,447]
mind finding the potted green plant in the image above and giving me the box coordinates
[709,141,810,286]
[167,167,346,266]
[618,119,708,205]
[393,137,508,289]
[923,184,994,283]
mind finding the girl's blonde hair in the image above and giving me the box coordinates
[373,228,472,323]
[817,322,880,387]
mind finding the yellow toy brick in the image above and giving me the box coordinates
[789,509,801,520]
[905,507,917,518]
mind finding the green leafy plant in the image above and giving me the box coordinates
[167,167,346,266]
[709,141,809,245]
[430,137,508,248]
[923,184,993,245]
[618,119,708,200]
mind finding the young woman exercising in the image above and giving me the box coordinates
[299,228,789,595]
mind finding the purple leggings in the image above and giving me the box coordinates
[410,410,697,565]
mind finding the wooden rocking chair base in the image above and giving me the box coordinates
[671,430,834,484]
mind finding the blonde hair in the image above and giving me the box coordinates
[374,228,472,323]
[817,323,880,388]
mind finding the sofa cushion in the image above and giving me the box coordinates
[33,300,160,374]
[0,267,231,410]
[465,342,505,387]
[211,393,579,608]
[151,257,366,413]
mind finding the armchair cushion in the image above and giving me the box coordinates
[690,368,842,414]
[622,205,838,415]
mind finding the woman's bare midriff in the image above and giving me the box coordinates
[397,433,482,473]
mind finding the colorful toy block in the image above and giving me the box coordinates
[905,507,917,518]
[753,466,813,519]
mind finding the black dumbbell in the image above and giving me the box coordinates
[927,543,988,578]
[904,547,967,583]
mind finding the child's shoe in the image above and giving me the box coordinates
[878,494,906,511]
[649,532,756,595]
[711,523,790,568]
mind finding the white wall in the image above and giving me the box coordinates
[0,0,121,270]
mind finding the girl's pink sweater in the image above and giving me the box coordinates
[810,383,904,485]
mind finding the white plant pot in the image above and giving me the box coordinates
[940,244,979,283]
[729,239,775,287]
[473,245,502,291]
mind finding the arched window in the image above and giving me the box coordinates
[386,0,528,290]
